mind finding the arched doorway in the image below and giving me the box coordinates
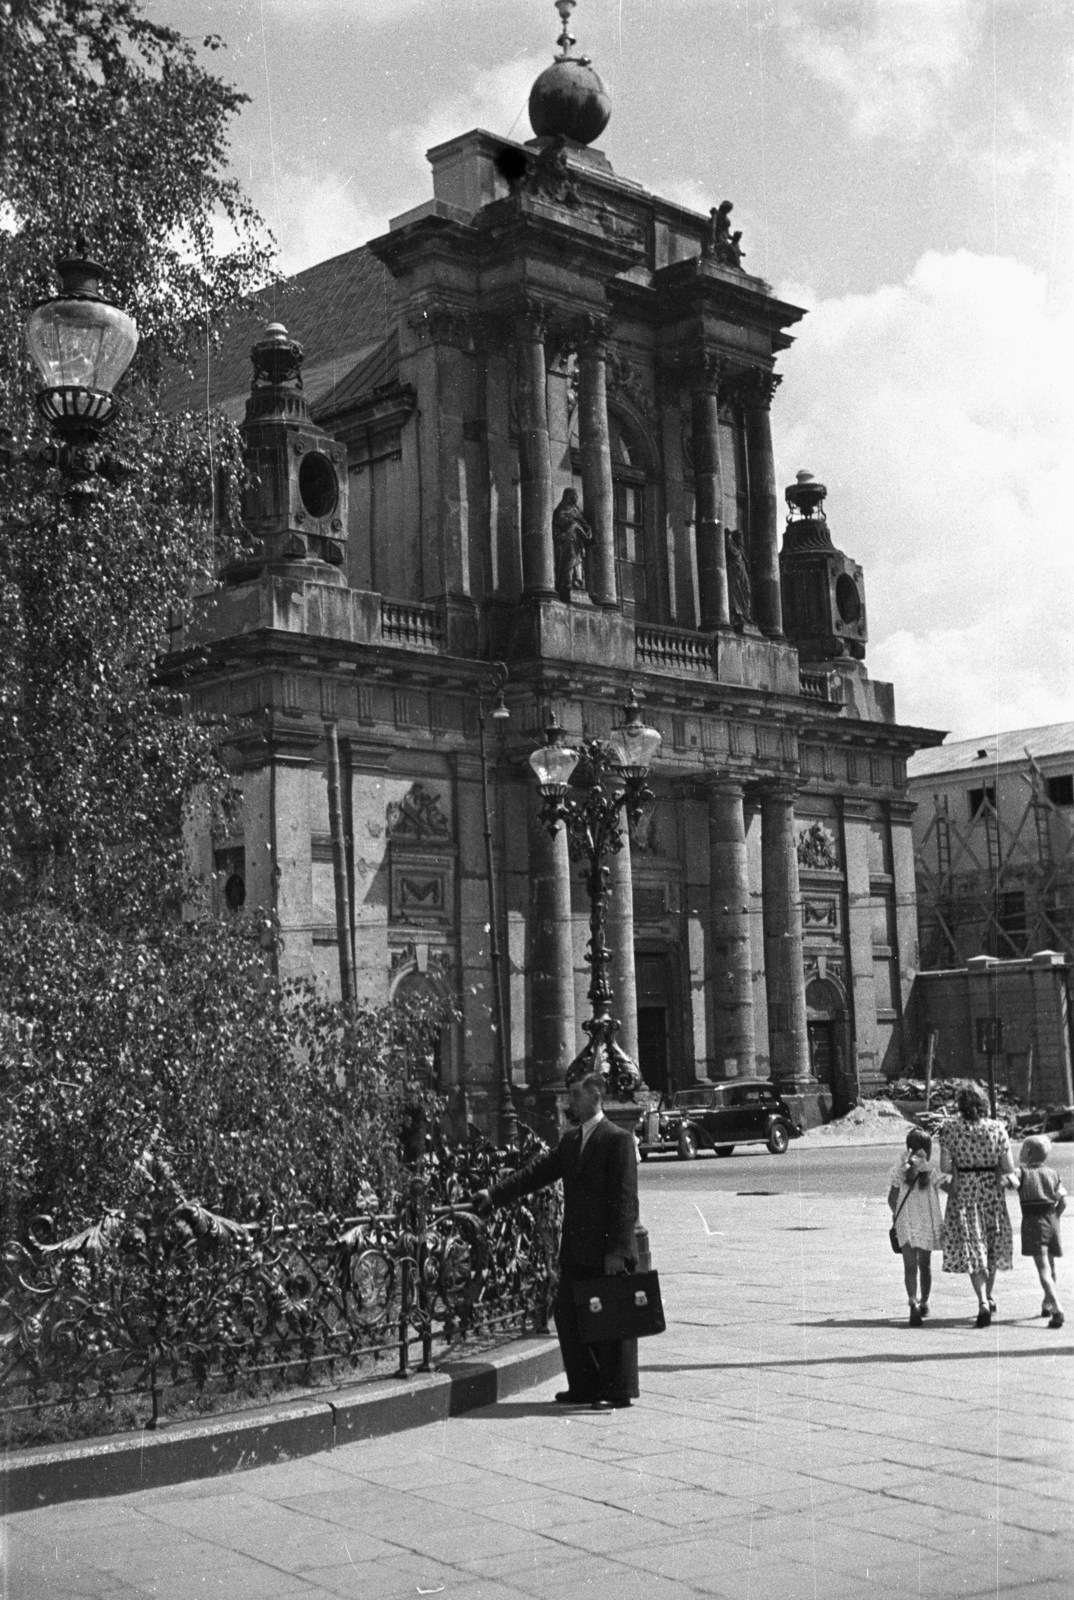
[806,977,852,1117]
[390,966,448,1093]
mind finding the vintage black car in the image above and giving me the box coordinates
[636,1080,802,1160]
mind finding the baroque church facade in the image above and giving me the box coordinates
[171,18,942,1134]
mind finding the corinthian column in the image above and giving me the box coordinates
[708,778,756,1077]
[528,789,576,1085]
[578,314,617,606]
[516,298,556,598]
[743,368,783,637]
[691,360,730,630]
[760,780,811,1087]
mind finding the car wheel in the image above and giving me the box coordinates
[714,1145,734,1158]
[767,1122,790,1155]
[678,1127,698,1160]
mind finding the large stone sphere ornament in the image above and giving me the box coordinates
[529,0,612,148]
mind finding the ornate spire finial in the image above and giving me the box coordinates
[554,0,577,60]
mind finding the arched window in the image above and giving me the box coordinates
[610,414,650,619]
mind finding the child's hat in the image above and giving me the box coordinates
[1020,1134,1051,1166]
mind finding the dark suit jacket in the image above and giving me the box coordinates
[489,1117,639,1272]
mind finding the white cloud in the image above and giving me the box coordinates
[781,0,971,141]
[264,172,391,277]
[774,250,1074,740]
[403,54,548,161]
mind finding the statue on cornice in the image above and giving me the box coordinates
[702,200,744,269]
[726,527,752,630]
[552,487,592,598]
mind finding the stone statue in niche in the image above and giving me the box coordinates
[725,528,752,630]
[552,488,593,598]
[797,821,839,872]
[701,200,745,269]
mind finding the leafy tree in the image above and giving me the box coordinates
[0,7,448,1245]
[0,1,272,914]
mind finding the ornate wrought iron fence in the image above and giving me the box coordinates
[1,1141,559,1433]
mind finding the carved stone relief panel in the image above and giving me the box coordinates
[796,820,838,871]
[389,852,455,927]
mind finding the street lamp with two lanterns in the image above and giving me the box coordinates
[529,687,662,1098]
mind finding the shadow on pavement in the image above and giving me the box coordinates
[645,1343,1074,1371]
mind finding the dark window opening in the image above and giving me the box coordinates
[968,786,995,818]
[613,478,646,616]
[1047,774,1074,807]
[214,845,246,913]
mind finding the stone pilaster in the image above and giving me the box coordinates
[607,832,639,1065]
[760,780,811,1091]
[742,369,783,637]
[840,796,881,1093]
[515,298,556,598]
[578,315,617,607]
[708,778,756,1077]
[691,370,730,630]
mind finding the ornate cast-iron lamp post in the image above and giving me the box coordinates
[16,241,138,491]
[477,662,517,1146]
[529,688,661,1095]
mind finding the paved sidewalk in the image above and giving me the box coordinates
[3,1152,1072,1599]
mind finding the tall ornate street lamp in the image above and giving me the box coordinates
[19,241,139,489]
[529,687,661,1095]
[477,662,517,1146]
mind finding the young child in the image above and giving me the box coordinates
[1015,1135,1066,1329]
[888,1128,946,1326]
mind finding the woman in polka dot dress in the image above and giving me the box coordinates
[939,1082,1014,1327]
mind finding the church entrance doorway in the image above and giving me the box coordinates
[806,977,852,1117]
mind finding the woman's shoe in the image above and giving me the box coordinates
[975,1307,992,1328]
[908,1304,923,1327]
[987,1298,996,1315]
[1049,1310,1064,1329]
[1042,1301,1052,1317]
[919,1302,930,1319]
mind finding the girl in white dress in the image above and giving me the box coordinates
[888,1128,947,1326]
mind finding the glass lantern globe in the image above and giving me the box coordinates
[529,719,580,796]
[24,251,138,435]
[607,691,661,779]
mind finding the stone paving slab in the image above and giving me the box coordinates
[3,1150,1073,1598]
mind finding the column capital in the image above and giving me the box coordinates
[706,774,747,801]
[577,311,611,356]
[729,365,782,411]
[757,776,799,806]
[515,295,553,343]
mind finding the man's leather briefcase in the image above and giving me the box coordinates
[572,1270,666,1342]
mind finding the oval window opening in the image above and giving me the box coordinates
[835,573,861,624]
[299,452,339,519]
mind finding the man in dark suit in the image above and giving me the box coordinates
[475,1072,639,1410]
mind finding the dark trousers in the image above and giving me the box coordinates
[554,1260,640,1402]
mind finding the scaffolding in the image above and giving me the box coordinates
[915,753,1074,970]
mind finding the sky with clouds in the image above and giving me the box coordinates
[146,0,1074,743]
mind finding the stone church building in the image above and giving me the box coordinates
[170,17,942,1133]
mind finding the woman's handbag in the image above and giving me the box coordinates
[572,1270,666,1342]
[889,1185,913,1253]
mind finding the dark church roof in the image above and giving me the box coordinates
[162,246,394,423]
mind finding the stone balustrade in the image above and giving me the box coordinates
[635,623,716,676]
[380,600,445,651]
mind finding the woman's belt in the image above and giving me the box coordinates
[958,1164,998,1172]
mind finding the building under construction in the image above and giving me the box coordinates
[907,722,1074,970]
